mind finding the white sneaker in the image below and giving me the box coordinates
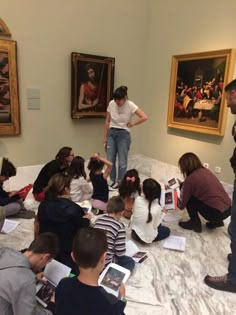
[109,182,119,190]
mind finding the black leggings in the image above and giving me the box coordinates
[186,196,231,223]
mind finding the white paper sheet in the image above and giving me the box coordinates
[163,235,186,252]
[1,219,20,234]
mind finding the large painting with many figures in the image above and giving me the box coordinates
[167,49,236,136]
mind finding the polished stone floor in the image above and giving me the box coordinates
[1,210,235,315]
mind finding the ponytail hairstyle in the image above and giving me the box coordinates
[142,178,161,224]
[87,157,104,179]
[113,86,128,100]
[68,156,86,179]
[119,169,141,198]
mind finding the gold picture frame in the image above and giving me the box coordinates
[0,40,20,135]
[0,18,11,37]
[167,49,236,136]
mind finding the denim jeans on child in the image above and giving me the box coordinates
[107,128,131,183]
[228,179,236,284]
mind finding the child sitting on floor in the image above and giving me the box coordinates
[118,169,141,219]
[131,178,170,244]
[0,157,24,217]
[88,153,112,214]
[55,227,126,315]
[95,196,135,271]
[68,156,93,203]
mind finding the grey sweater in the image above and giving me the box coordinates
[0,247,53,315]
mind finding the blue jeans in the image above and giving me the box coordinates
[154,224,171,241]
[107,128,131,183]
[115,255,135,272]
[228,179,236,284]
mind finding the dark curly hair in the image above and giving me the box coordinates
[87,157,104,179]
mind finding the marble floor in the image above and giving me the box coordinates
[0,210,235,315]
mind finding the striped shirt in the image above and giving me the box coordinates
[94,215,126,265]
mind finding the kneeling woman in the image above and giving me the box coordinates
[37,173,90,273]
[178,152,231,233]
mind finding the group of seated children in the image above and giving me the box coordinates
[0,147,232,314]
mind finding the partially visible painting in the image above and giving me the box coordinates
[0,40,20,135]
[71,53,115,118]
[0,18,11,37]
[167,49,236,136]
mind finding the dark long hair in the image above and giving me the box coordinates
[55,147,72,167]
[68,156,86,179]
[119,169,141,198]
[142,178,161,223]
[178,152,203,178]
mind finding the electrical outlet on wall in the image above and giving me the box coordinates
[203,163,209,169]
[215,166,221,173]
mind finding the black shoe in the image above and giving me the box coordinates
[204,274,236,293]
[228,254,232,262]
[206,221,224,229]
[179,220,202,233]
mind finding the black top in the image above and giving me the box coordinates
[231,122,236,174]
[91,173,109,202]
[38,197,89,272]
[33,159,66,194]
[55,277,125,315]
[0,185,20,206]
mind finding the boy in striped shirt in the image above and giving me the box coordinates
[95,196,135,271]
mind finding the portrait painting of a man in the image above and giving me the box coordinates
[71,53,115,118]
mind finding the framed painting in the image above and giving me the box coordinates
[0,40,20,135]
[167,49,236,136]
[71,52,115,118]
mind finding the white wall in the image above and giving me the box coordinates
[140,0,236,183]
[0,0,148,165]
[1,0,236,183]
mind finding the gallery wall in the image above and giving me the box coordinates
[141,0,236,183]
[0,0,148,166]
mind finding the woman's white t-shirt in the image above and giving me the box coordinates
[70,177,93,203]
[131,196,165,243]
[107,100,138,132]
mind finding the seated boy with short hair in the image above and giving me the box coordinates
[55,227,126,315]
[0,232,59,315]
[95,196,135,271]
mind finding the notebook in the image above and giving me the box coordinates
[36,259,71,307]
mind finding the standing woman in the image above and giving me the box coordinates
[103,86,148,188]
